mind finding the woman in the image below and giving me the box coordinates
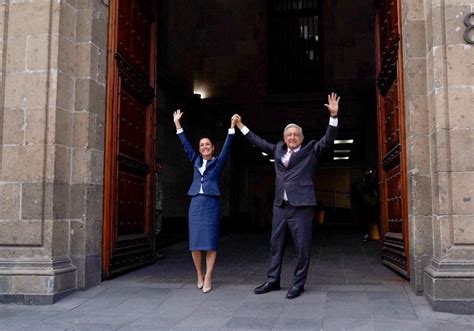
[173,109,235,293]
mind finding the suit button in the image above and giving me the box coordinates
[201,177,204,182]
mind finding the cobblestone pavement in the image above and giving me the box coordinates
[1,229,474,330]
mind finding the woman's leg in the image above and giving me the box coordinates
[191,251,204,288]
[203,250,217,290]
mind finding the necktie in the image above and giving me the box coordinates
[283,149,294,167]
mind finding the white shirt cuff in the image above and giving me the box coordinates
[329,117,338,127]
[176,128,184,134]
[228,128,235,134]
[240,126,250,135]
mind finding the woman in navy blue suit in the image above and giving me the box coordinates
[173,109,235,293]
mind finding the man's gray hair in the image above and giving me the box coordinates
[283,123,304,139]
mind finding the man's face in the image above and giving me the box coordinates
[284,127,303,150]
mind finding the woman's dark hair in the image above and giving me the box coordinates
[198,137,215,147]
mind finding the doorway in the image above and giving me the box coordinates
[102,0,410,280]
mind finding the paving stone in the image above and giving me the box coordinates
[272,317,323,330]
[373,320,427,331]
[224,316,276,329]
[323,318,375,331]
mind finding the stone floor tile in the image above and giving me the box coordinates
[370,302,418,321]
[234,301,285,318]
[324,301,371,320]
[224,316,276,329]
[279,302,325,319]
[322,318,375,331]
[272,317,323,330]
[373,320,427,331]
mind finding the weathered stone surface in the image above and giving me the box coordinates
[450,129,474,172]
[448,87,474,129]
[6,37,26,72]
[70,184,86,219]
[452,172,474,215]
[8,2,57,37]
[446,45,474,86]
[3,108,24,145]
[2,145,52,181]
[70,220,86,258]
[55,108,73,146]
[4,72,48,109]
[59,1,76,41]
[71,147,90,183]
[53,183,70,219]
[453,215,474,245]
[0,183,21,220]
[75,9,93,43]
[406,20,427,59]
[406,58,427,96]
[50,220,70,257]
[54,145,72,183]
[27,34,57,71]
[57,72,75,111]
[0,220,43,246]
[58,35,76,76]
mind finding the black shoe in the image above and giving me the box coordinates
[286,286,305,299]
[253,282,281,295]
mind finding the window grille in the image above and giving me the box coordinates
[269,0,323,93]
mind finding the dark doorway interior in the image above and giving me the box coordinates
[153,0,380,254]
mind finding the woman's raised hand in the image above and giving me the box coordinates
[173,109,183,122]
[173,109,183,130]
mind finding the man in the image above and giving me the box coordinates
[232,93,340,299]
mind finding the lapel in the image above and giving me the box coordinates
[194,156,217,174]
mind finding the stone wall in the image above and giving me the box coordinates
[0,0,107,303]
[402,0,474,313]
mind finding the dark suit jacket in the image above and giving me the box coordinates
[244,125,338,207]
[178,131,234,197]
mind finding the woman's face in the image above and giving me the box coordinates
[199,138,215,159]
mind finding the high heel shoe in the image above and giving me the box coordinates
[202,285,212,294]
[197,277,204,289]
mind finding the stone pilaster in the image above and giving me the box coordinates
[413,0,474,314]
[0,0,107,304]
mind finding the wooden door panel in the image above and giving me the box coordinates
[118,87,147,160]
[103,0,157,278]
[375,0,409,277]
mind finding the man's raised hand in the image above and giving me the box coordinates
[324,93,340,118]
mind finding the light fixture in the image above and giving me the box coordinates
[334,139,354,144]
[193,90,206,99]
[262,152,268,156]
[269,159,275,162]
[333,156,349,160]
[334,149,350,153]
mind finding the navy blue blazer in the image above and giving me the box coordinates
[178,131,234,197]
[244,125,338,207]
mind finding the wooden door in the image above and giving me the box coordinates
[103,0,157,278]
[375,0,409,277]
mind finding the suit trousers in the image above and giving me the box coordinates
[267,203,314,290]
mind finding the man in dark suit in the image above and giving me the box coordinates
[233,93,340,299]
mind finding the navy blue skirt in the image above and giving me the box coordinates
[188,195,221,251]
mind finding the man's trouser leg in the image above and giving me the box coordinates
[266,205,288,284]
[287,206,313,290]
